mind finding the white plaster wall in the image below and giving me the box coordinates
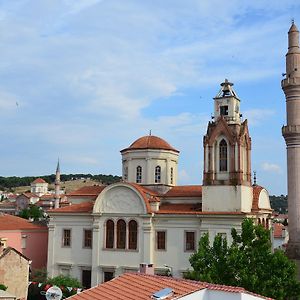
[258,189,271,210]
[47,214,93,280]
[202,185,253,212]
[122,149,178,185]
[31,183,48,196]
[153,217,201,277]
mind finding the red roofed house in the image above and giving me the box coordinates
[67,266,272,300]
[0,214,48,270]
[47,80,272,289]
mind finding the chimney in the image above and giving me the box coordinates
[139,263,154,275]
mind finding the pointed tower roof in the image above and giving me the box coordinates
[56,159,60,173]
[289,20,299,33]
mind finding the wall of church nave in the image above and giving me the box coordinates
[202,185,253,212]
[200,217,244,245]
[47,215,93,278]
[153,217,200,277]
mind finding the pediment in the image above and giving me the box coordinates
[93,183,147,214]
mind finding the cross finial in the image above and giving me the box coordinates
[292,18,295,25]
[149,130,152,136]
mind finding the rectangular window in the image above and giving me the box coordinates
[104,271,114,282]
[217,232,227,239]
[62,229,71,247]
[83,229,92,248]
[220,105,228,116]
[157,231,166,250]
[82,270,91,289]
[185,231,195,251]
[21,235,27,249]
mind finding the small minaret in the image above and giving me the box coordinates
[54,159,61,209]
[282,22,300,259]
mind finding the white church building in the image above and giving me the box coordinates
[47,80,272,288]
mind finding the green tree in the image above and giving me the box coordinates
[0,284,7,291]
[186,219,300,300]
[19,204,44,221]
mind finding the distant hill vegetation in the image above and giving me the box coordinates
[269,194,288,214]
[0,174,121,191]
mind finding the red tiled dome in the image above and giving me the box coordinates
[32,178,47,184]
[121,135,179,153]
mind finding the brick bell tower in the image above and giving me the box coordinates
[202,79,252,213]
[282,22,300,259]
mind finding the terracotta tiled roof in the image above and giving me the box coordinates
[40,194,55,200]
[273,223,286,238]
[121,135,179,153]
[164,185,202,197]
[17,192,38,199]
[32,178,47,184]
[68,273,273,300]
[0,214,47,230]
[67,185,105,197]
[252,185,264,211]
[50,201,94,213]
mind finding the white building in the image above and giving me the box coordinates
[47,80,272,288]
[30,178,48,197]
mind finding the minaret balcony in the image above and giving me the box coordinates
[282,125,300,145]
[282,77,300,88]
[282,125,300,135]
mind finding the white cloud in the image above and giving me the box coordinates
[243,109,275,126]
[261,162,281,173]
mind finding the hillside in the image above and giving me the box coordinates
[0,174,121,193]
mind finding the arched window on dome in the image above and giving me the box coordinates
[219,139,228,172]
[106,220,114,249]
[128,220,138,250]
[136,166,142,183]
[170,167,174,184]
[155,166,161,183]
[117,219,126,249]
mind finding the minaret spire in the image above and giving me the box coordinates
[54,159,61,209]
[282,21,300,259]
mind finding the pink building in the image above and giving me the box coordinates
[0,213,48,270]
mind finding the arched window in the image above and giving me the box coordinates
[128,220,138,250]
[170,167,173,184]
[106,220,114,249]
[219,139,228,172]
[136,166,142,183]
[117,219,126,249]
[155,166,161,183]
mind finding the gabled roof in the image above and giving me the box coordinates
[67,272,273,300]
[17,192,38,199]
[121,135,179,153]
[0,246,30,262]
[164,185,202,197]
[67,185,105,197]
[273,223,286,238]
[31,178,47,184]
[50,202,94,213]
[0,214,47,230]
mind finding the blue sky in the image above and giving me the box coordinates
[0,0,299,195]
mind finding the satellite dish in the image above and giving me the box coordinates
[45,286,63,300]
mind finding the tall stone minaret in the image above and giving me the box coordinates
[282,22,300,259]
[54,159,61,209]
